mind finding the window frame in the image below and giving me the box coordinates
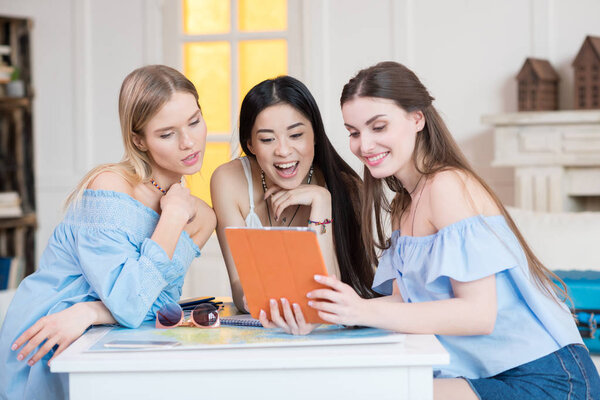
[162,0,303,148]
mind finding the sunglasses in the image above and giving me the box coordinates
[155,302,220,329]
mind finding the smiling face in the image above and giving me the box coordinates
[342,96,424,181]
[247,103,315,189]
[133,91,207,182]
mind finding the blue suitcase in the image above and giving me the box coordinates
[554,270,600,354]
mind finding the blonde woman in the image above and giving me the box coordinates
[0,65,215,400]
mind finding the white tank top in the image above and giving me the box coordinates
[239,157,263,228]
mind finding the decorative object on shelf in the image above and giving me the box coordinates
[0,257,10,290]
[0,44,11,86]
[573,35,600,110]
[0,191,22,218]
[0,256,21,290]
[6,67,24,98]
[0,64,12,85]
[516,58,559,111]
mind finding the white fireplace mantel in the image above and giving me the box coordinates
[482,110,600,212]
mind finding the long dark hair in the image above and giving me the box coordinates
[340,61,567,302]
[240,76,377,298]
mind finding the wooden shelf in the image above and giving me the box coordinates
[0,16,35,279]
[0,97,31,109]
[0,213,36,229]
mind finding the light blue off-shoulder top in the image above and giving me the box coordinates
[373,215,582,379]
[0,190,201,400]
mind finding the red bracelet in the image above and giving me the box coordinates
[307,218,332,234]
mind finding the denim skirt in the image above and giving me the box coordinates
[466,344,600,400]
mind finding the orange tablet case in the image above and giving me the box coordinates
[224,227,329,324]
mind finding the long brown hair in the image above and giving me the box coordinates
[65,65,200,206]
[340,61,567,301]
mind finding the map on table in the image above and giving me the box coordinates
[86,322,405,352]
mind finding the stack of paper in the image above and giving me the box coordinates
[0,192,22,218]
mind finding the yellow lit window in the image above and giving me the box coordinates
[239,39,287,103]
[184,0,230,34]
[238,0,287,32]
[182,0,289,206]
[184,42,231,133]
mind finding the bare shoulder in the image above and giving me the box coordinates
[428,169,468,196]
[210,158,248,206]
[427,169,498,230]
[88,171,135,196]
[210,158,246,190]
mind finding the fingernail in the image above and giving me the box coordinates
[280,297,287,304]
[260,309,266,317]
[11,343,17,351]
[27,359,34,366]
[293,303,300,309]
[308,301,314,307]
[270,298,276,305]
[17,354,23,361]
[306,292,312,298]
[314,275,322,281]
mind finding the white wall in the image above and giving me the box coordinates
[1,0,600,296]
[0,0,162,262]
[302,0,600,205]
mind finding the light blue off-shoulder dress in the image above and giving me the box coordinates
[0,190,201,400]
[372,215,582,379]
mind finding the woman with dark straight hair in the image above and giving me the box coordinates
[211,75,376,334]
[307,61,600,399]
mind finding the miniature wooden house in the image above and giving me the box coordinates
[517,58,559,111]
[573,35,600,109]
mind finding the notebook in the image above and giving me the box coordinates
[224,227,329,324]
[220,314,262,327]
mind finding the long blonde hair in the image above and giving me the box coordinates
[340,61,568,302]
[65,65,200,206]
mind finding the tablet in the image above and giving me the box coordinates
[224,227,329,324]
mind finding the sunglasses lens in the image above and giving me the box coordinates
[157,303,183,327]
[192,303,219,327]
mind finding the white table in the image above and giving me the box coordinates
[51,326,448,400]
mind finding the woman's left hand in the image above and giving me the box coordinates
[307,275,370,326]
[264,184,331,222]
[258,297,318,335]
[11,303,94,366]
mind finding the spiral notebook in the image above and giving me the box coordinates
[220,314,262,327]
